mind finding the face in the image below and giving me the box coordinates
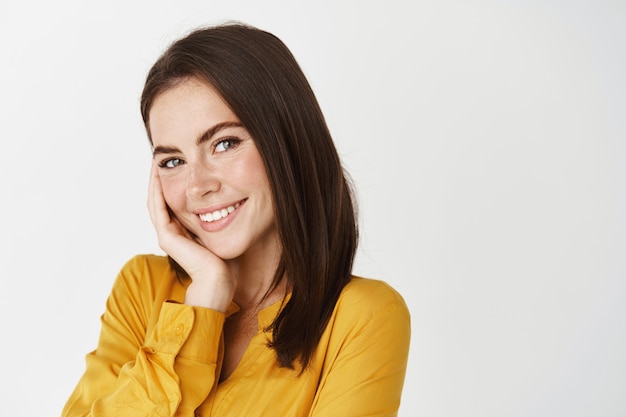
[149,77,279,262]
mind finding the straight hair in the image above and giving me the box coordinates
[140,23,358,370]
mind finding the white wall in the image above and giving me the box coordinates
[1,1,625,415]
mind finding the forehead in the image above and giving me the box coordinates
[148,78,238,143]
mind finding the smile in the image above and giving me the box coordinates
[198,202,242,223]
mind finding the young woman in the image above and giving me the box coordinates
[62,23,410,417]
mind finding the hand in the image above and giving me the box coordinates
[148,161,237,311]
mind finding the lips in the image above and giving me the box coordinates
[197,200,244,223]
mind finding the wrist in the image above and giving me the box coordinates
[184,281,234,312]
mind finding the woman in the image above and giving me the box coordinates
[63,23,410,417]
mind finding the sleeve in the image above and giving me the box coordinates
[309,283,411,417]
[62,256,225,417]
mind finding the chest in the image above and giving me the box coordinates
[220,313,260,382]
[198,332,322,417]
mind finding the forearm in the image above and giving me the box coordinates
[63,302,224,417]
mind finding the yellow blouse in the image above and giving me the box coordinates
[62,255,411,417]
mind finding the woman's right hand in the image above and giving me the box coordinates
[148,161,237,312]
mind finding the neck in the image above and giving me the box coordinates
[234,277,287,313]
[228,239,285,311]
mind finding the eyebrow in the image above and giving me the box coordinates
[152,121,244,156]
[196,121,243,146]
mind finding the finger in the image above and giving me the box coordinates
[148,162,201,255]
[146,162,233,293]
[148,161,170,228]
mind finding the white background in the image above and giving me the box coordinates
[1,0,625,416]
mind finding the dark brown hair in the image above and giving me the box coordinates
[140,23,358,370]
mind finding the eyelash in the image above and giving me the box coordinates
[214,137,241,153]
[158,158,183,169]
[157,137,242,169]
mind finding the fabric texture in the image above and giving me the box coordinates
[62,254,411,417]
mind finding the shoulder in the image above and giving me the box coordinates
[119,254,174,276]
[333,276,410,326]
[339,276,408,311]
[111,254,180,300]
[323,276,411,357]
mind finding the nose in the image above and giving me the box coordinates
[186,161,220,199]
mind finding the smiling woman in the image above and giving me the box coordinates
[149,78,277,266]
[62,22,410,417]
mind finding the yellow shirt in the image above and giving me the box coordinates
[62,255,411,417]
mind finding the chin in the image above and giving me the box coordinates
[212,250,242,261]
[200,240,245,261]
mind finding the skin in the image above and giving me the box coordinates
[147,77,286,380]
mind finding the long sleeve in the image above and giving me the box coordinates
[62,255,225,417]
[308,280,411,417]
[63,260,411,417]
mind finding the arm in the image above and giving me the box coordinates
[309,283,411,417]
[64,160,239,416]
[147,160,236,313]
[62,256,224,417]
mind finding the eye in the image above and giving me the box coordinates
[158,158,184,169]
[215,138,241,153]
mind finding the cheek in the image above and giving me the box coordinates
[241,152,271,189]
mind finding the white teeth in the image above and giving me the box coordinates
[199,202,241,223]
